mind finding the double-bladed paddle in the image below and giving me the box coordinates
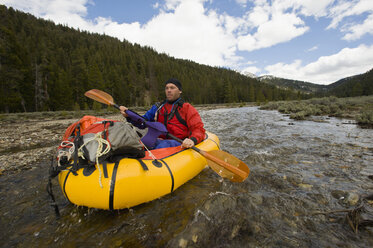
[85,89,250,182]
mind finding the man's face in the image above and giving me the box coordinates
[165,83,181,101]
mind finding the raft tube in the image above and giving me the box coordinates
[58,132,220,210]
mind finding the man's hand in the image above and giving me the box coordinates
[181,138,195,148]
[119,106,128,117]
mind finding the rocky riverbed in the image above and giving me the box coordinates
[1,106,372,248]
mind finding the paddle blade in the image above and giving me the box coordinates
[205,150,250,182]
[85,89,114,106]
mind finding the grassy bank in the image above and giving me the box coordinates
[260,95,373,128]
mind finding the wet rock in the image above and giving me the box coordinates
[331,191,360,206]
[230,224,241,239]
[166,193,254,247]
[178,238,188,248]
[250,193,263,205]
[344,192,360,206]
[252,223,261,233]
[298,183,313,190]
[331,190,346,200]
[192,234,198,243]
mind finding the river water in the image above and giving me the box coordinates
[1,107,372,247]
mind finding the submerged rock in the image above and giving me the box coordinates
[344,192,360,206]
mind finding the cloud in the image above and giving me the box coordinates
[307,46,318,52]
[265,44,373,84]
[238,12,309,52]
[152,2,159,9]
[296,0,335,17]
[1,0,89,18]
[246,2,270,27]
[132,0,239,67]
[342,13,373,40]
[0,0,99,33]
[327,0,373,41]
[241,66,261,75]
[235,0,248,8]
[237,1,309,52]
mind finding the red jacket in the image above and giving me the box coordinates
[157,100,205,144]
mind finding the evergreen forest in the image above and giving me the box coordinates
[0,5,309,113]
[325,68,373,98]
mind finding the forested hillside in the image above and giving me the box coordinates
[0,5,308,113]
[325,68,373,97]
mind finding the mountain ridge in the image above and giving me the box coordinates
[245,69,373,96]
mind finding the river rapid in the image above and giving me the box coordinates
[1,106,372,247]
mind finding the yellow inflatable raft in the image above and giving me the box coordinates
[58,132,220,210]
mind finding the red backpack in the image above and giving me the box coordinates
[61,115,111,141]
[57,115,144,173]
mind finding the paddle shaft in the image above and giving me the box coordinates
[167,134,247,179]
[112,103,120,110]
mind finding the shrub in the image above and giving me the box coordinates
[328,96,338,103]
[290,111,307,120]
[356,111,373,125]
[278,104,288,113]
[60,111,69,117]
[329,103,340,114]
[312,106,323,115]
[320,105,330,114]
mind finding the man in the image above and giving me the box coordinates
[120,78,205,149]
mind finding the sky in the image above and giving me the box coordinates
[1,0,373,85]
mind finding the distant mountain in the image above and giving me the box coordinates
[241,71,257,78]
[251,68,373,97]
[257,75,327,93]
